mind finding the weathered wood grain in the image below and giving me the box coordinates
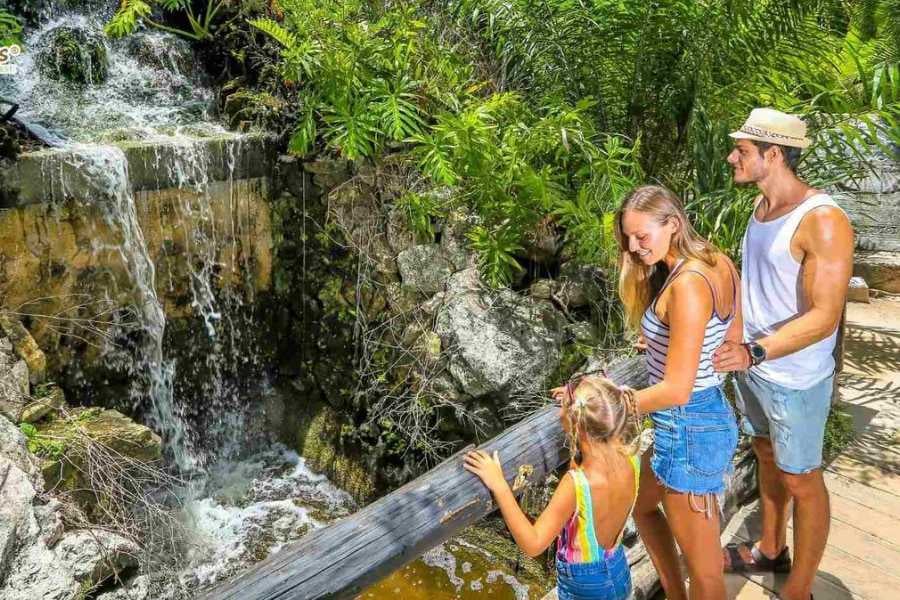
[198,357,648,600]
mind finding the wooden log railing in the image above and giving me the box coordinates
[198,357,648,600]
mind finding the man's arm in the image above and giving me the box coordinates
[714,206,853,372]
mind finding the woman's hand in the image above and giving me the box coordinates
[464,450,508,494]
[634,333,648,353]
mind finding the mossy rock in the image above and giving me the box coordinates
[38,26,109,85]
[36,408,162,513]
[293,402,376,503]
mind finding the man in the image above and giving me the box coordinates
[712,108,854,600]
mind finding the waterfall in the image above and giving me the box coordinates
[54,144,197,471]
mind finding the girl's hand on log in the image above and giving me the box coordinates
[463,450,507,493]
[549,385,569,404]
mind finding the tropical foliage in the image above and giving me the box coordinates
[0,9,22,46]
[106,0,226,41]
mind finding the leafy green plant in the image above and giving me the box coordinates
[823,403,855,459]
[19,422,66,459]
[0,9,23,46]
[467,223,524,287]
[106,0,226,41]
[397,192,445,242]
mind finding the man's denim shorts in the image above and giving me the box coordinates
[650,385,739,496]
[556,545,632,600]
[734,369,834,474]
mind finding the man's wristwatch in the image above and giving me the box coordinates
[743,341,767,367]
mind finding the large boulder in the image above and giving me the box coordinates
[38,409,162,512]
[0,408,144,599]
[434,269,566,399]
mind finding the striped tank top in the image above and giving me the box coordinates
[556,454,640,564]
[640,260,735,391]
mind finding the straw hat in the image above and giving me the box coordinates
[729,108,811,149]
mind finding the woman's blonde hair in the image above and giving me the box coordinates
[614,185,717,329]
[563,375,642,462]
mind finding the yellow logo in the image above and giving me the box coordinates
[0,44,22,75]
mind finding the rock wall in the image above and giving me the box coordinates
[0,325,162,600]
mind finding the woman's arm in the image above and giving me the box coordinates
[464,450,575,557]
[634,272,713,412]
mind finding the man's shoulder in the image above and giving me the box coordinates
[795,195,853,250]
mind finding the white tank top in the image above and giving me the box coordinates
[741,193,843,389]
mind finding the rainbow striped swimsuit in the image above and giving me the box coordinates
[556,454,640,564]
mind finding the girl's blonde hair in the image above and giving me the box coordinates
[614,185,718,329]
[563,375,642,463]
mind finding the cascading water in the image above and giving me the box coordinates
[0,7,218,142]
[46,143,197,470]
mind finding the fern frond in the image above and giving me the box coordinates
[249,17,298,50]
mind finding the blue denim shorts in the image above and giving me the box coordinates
[734,370,834,474]
[556,545,631,600]
[650,385,738,496]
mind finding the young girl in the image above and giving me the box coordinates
[464,375,641,600]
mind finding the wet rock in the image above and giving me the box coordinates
[304,159,351,191]
[38,26,109,85]
[0,311,47,384]
[55,529,139,584]
[20,386,66,424]
[0,337,30,423]
[0,410,41,484]
[435,269,565,399]
[38,409,162,514]
[0,457,37,577]
[397,244,457,294]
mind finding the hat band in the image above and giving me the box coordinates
[740,125,806,143]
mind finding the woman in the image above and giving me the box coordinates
[616,185,740,600]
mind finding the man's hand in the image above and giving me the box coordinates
[712,340,751,372]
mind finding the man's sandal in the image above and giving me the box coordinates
[724,541,791,573]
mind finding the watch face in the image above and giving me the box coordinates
[751,344,765,361]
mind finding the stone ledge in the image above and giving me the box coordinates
[0,132,278,207]
[854,250,900,293]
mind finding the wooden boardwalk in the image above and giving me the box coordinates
[721,298,900,599]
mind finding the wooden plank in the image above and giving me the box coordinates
[198,358,649,600]
[726,501,900,600]
[794,515,900,576]
[824,470,900,516]
[827,455,900,496]
[829,493,900,549]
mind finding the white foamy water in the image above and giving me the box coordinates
[1,12,219,142]
[176,445,355,590]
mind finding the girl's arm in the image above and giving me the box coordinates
[464,450,575,558]
[634,272,712,412]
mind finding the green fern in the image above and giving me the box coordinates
[467,223,525,288]
[105,0,152,38]
[249,17,298,49]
